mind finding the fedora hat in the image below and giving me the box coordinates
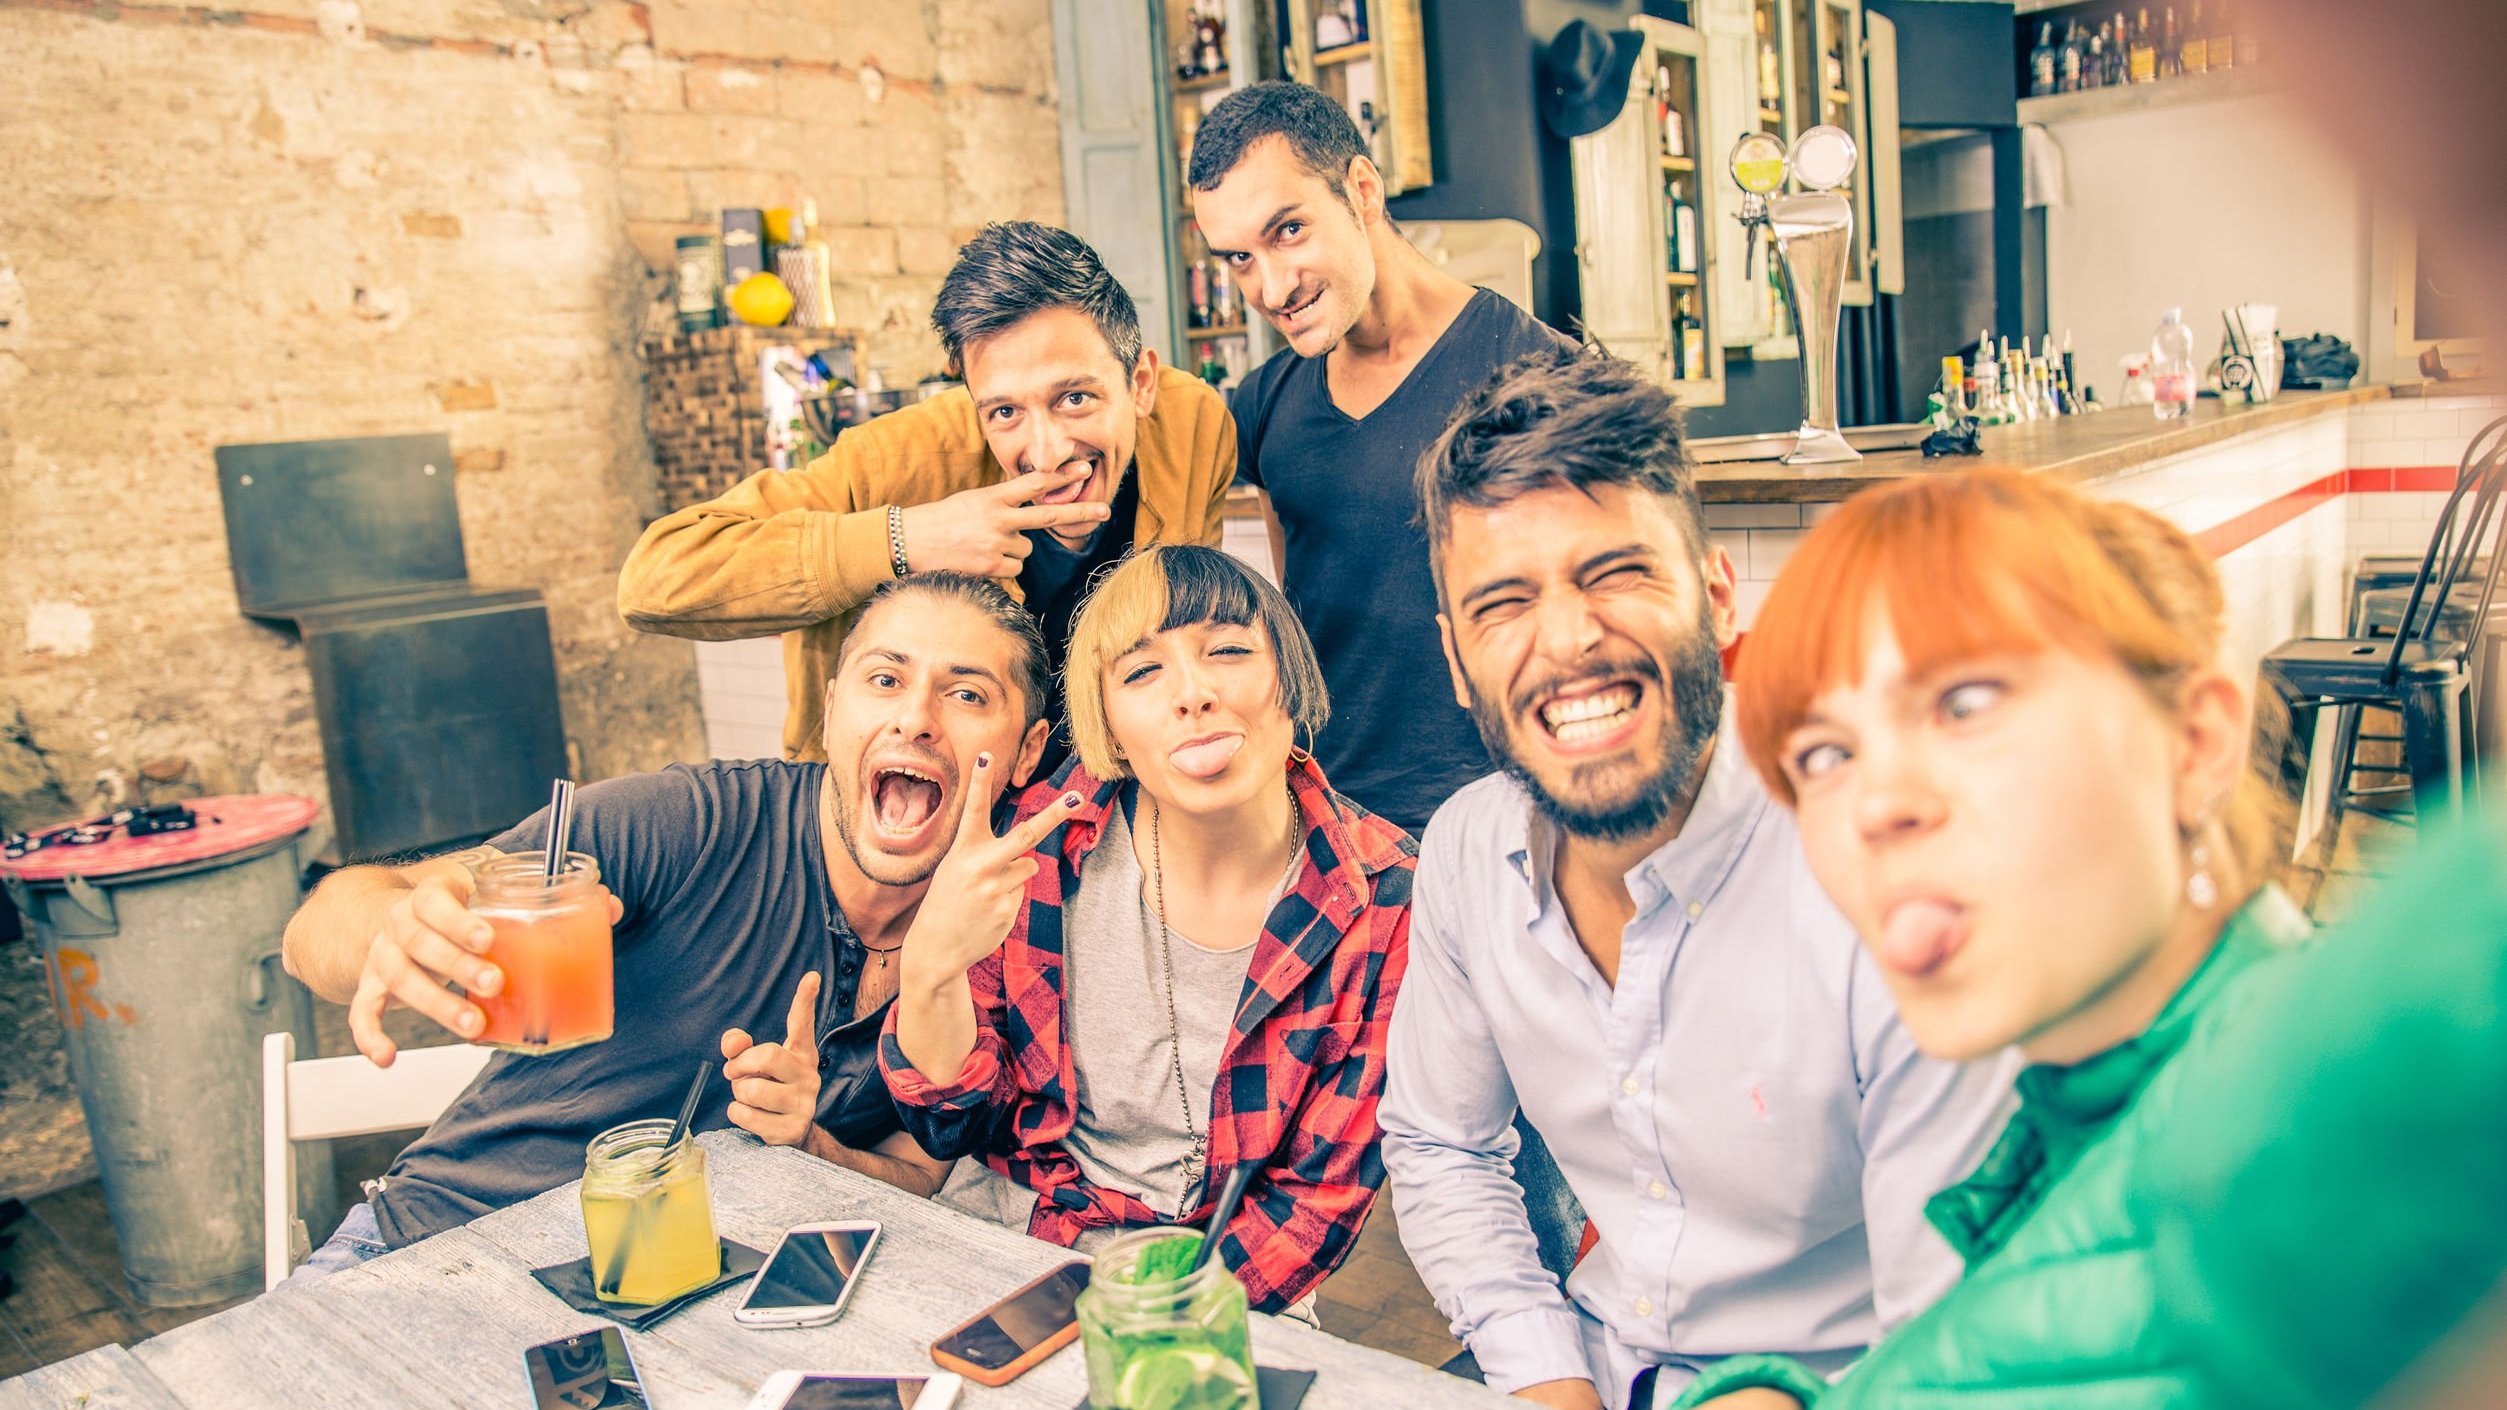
[1540,19,1645,140]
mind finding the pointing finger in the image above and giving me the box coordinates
[783,971,822,1055]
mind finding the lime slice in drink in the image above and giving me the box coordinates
[1115,1348,1253,1410]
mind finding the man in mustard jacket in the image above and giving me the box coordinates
[619,222,1237,766]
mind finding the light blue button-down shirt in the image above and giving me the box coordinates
[1381,709,2017,1407]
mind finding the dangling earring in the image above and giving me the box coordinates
[2185,840,2218,910]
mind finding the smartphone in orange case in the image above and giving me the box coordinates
[929,1260,1092,1387]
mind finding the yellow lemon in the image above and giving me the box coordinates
[728,272,795,327]
[763,206,798,244]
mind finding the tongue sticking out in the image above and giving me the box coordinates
[1878,899,1967,977]
[1171,735,1243,780]
[874,774,942,834]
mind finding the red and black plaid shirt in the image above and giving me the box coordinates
[880,753,1414,1311]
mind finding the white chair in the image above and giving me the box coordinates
[261,1030,492,1289]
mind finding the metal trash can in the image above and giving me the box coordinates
[1,795,335,1306]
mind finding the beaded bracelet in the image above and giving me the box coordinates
[886,504,911,579]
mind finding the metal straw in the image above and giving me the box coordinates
[1187,1161,1259,1275]
[540,778,576,881]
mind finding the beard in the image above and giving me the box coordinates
[1464,596,1727,844]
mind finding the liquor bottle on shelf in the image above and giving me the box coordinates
[1196,342,1225,387]
[2161,6,2183,76]
[1824,31,1847,97]
[1210,263,1238,328]
[1940,356,1969,421]
[2059,22,2085,93]
[1667,180,1700,275]
[1673,294,1706,382]
[1755,5,1783,112]
[1196,0,1227,78]
[1188,262,1211,329]
[2083,24,2106,89]
[2128,8,2157,83]
[2105,15,2130,86]
[2207,0,2235,70]
[1656,62,1673,151]
[2030,23,2057,98]
[2182,1,2209,74]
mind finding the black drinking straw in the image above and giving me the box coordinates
[1187,1161,1259,1274]
[664,1060,710,1153]
[540,778,577,881]
[596,1061,713,1299]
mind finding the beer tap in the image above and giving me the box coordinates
[1727,125,1863,465]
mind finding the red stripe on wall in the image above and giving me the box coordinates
[2193,465,2457,559]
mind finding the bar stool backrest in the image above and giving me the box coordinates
[2383,416,2507,692]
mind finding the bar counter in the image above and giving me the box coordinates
[1692,384,2398,503]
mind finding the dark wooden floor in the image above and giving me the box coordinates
[0,803,2409,1383]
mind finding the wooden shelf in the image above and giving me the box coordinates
[1173,69,1232,94]
[1660,154,1696,172]
[2015,64,2278,125]
[1757,105,1784,124]
[1665,272,1700,287]
[1824,86,1852,105]
[1315,41,1371,67]
[1185,324,1249,339]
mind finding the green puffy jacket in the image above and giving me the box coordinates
[1681,808,2507,1409]
[1673,888,2315,1409]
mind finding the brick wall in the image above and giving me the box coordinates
[0,0,1065,1197]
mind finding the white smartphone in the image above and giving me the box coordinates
[733,1221,883,1328]
[742,1372,961,1410]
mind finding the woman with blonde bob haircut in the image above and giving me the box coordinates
[883,544,1416,1313]
[1671,470,2304,1408]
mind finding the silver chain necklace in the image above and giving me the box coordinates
[1143,780,1304,1201]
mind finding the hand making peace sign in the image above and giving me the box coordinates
[898,752,1089,989]
[895,466,1112,578]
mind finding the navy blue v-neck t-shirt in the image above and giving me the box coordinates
[1231,288,1570,834]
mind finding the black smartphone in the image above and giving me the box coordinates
[929,1260,1091,1385]
[522,1325,649,1409]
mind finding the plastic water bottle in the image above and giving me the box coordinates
[2150,307,2196,420]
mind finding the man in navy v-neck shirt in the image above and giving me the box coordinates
[1190,81,1572,840]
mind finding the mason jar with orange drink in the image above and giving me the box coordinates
[466,851,614,1053]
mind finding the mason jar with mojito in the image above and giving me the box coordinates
[1076,1229,1258,1410]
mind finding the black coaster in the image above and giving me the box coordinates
[1070,1365,1314,1410]
[530,1237,764,1330]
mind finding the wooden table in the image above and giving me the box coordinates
[0,1344,186,1410]
[87,1132,1509,1409]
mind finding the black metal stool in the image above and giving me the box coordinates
[2262,417,2507,852]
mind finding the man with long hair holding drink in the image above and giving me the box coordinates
[277,574,1085,1281]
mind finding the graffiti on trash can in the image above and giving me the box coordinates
[48,948,139,1030]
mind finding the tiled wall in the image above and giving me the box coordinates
[693,395,2507,760]
[694,636,791,763]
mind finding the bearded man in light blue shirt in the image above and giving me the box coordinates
[1382,347,2016,1410]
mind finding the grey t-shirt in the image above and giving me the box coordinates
[370,760,880,1247]
[936,800,1267,1242]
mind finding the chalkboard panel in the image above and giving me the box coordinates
[215,434,469,617]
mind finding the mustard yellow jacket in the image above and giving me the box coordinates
[618,367,1236,760]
